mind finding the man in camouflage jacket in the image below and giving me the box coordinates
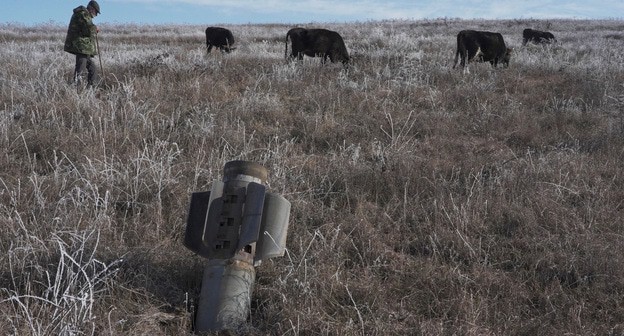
[64,1,101,88]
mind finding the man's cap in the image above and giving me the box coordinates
[87,0,100,14]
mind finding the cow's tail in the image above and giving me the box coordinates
[453,33,461,68]
[285,32,290,61]
[453,40,463,69]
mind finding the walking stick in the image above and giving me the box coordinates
[95,30,103,75]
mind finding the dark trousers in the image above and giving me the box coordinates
[73,53,99,87]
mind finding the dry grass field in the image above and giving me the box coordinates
[1,18,624,335]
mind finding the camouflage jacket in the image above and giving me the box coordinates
[64,6,97,56]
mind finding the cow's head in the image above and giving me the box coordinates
[340,54,350,65]
[331,50,350,65]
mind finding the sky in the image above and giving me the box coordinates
[1,0,622,25]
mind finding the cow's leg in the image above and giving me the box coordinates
[461,50,471,74]
[321,53,328,64]
[207,45,213,53]
[473,47,484,62]
[460,51,467,68]
[328,52,335,64]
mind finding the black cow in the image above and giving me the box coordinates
[285,28,349,65]
[522,28,556,45]
[453,30,512,71]
[205,27,235,53]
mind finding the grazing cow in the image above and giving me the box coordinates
[285,28,349,65]
[453,30,512,71]
[522,28,556,45]
[205,27,235,53]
